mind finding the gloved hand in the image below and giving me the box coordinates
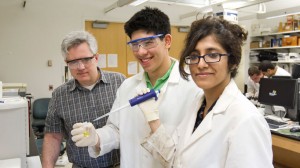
[71,122,99,147]
[138,88,163,122]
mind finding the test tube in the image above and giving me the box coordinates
[83,122,90,137]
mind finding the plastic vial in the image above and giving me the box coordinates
[83,122,90,137]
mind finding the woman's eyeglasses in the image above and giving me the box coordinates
[185,53,230,65]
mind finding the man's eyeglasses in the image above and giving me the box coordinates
[66,55,95,69]
[185,53,231,65]
[127,34,164,52]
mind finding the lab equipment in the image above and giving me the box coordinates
[2,83,27,97]
[0,97,29,168]
[93,89,160,122]
[292,63,300,79]
[290,127,300,132]
[138,89,163,122]
[258,78,299,121]
[264,117,288,129]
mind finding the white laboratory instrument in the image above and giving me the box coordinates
[0,97,29,168]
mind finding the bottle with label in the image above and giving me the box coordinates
[278,22,283,32]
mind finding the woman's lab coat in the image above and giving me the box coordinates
[88,59,202,168]
[143,79,273,168]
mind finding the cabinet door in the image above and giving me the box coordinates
[85,21,128,76]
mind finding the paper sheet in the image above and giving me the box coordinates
[108,54,118,67]
[98,54,106,68]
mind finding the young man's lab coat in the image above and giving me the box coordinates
[88,59,202,168]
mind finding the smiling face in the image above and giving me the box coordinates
[130,30,171,78]
[189,35,232,94]
[66,42,99,86]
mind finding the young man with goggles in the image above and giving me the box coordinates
[71,7,201,168]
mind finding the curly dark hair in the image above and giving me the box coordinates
[258,60,275,72]
[179,16,248,80]
[124,7,171,38]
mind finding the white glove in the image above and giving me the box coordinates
[71,122,99,147]
[138,88,163,122]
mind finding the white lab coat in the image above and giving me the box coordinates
[274,66,291,76]
[143,80,273,168]
[246,76,260,97]
[89,59,202,168]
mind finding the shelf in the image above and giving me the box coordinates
[250,46,300,50]
[249,28,300,73]
[251,30,300,37]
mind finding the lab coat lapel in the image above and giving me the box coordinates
[135,72,148,92]
[182,80,238,150]
[186,108,213,147]
[178,96,208,150]
[159,60,180,93]
[167,59,181,84]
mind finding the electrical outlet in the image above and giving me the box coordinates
[48,60,52,67]
[49,85,53,91]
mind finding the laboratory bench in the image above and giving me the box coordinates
[271,131,300,168]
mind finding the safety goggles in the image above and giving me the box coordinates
[127,34,164,52]
[66,55,95,69]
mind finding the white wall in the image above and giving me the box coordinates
[0,0,87,98]
[0,0,198,99]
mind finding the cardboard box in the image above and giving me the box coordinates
[282,36,298,46]
[250,41,260,48]
[263,41,271,48]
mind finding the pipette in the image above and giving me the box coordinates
[93,89,160,122]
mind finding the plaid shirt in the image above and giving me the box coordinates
[45,69,125,168]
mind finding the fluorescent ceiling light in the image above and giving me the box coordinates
[150,0,206,8]
[179,0,271,20]
[105,0,148,13]
[222,1,247,9]
[266,12,300,19]
[229,0,271,10]
[257,6,300,19]
[237,3,266,14]
[129,0,148,6]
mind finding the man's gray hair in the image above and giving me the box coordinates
[61,31,98,60]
